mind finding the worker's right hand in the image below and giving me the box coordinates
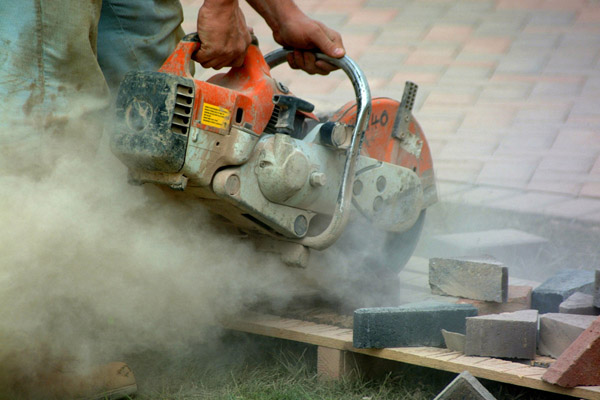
[193,0,252,69]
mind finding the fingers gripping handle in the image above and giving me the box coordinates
[159,33,202,77]
[265,49,373,250]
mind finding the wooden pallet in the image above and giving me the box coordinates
[223,312,600,400]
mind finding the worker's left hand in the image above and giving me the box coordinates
[194,0,253,69]
[272,12,345,75]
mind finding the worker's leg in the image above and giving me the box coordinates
[0,0,110,170]
[97,0,186,93]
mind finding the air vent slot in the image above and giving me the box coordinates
[172,84,194,136]
[263,104,280,134]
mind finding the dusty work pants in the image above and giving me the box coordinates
[0,0,184,166]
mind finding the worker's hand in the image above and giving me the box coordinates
[194,0,252,69]
[273,11,345,75]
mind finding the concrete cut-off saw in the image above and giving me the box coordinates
[111,33,437,273]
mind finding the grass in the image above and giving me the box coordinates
[125,333,572,400]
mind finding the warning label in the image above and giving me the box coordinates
[201,103,230,129]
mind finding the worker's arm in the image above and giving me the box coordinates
[194,0,345,74]
[246,0,345,75]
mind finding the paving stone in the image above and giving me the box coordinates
[429,256,508,302]
[542,316,600,387]
[538,313,597,358]
[487,192,569,214]
[353,302,478,349]
[465,310,538,359]
[433,371,497,400]
[559,292,599,315]
[425,229,547,267]
[532,269,595,314]
[457,285,532,315]
[441,329,466,353]
[594,270,600,308]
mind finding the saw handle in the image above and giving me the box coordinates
[159,33,263,78]
[265,49,373,250]
[158,33,201,77]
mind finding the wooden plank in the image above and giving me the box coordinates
[222,313,600,400]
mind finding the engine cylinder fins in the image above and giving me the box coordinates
[401,81,418,112]
[172,84,194,136]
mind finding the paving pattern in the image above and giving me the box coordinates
[179,0,600,222]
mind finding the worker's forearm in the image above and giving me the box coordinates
[245,0,302,34]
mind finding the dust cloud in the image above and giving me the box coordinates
[0,116,313,392]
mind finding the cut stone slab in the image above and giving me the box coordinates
[538,313,597,359]
[441,329,466,353]
[433,371,497,400]
[353,301,478,349]
[542,316,600,387]
[559,292,599,315]
[465,310,538,359]
[594,270,600,308]
[429,256,508,302]
[532,269,595,314]
[424,229,547,267]
[457,285,532,315]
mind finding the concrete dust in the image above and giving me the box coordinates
[0,121,312,394]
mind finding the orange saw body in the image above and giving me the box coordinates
[111,34,437,269]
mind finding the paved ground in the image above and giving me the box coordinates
[179,0,600,223]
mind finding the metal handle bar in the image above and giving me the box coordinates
[264,49,372,250]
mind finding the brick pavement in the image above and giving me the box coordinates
[179,0,600,222]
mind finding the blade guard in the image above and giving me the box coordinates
[330,95,437,209]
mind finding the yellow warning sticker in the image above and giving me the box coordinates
[201,103,230,129]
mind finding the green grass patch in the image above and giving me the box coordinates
[125,333,570,400]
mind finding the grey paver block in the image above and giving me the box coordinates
[353,301,477,349]
[434,371,497,400]
[538,313,597,359]
[429,256,508,302]
[532,270,595,314]
[559,292,599,316]
[465,310,538,359]
[441,329,466,353]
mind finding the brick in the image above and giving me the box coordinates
[434,371,497,400]
[559,292,599,315]
[426,229,547,267]
[594,270,600,308]
[353,302,478,349]
[541,197,600,219]
[346,8,399,25]
[465,310,538,359]
[429,256,508,302]
[538,313,597,358]
[532,269,595,314]
[457,285,532,315]
[441,329,466,353]
[476,159,539,189]
[463,37,512,54]
[488,192,569,213]
[542,316,600,387]
[424,25,473,42]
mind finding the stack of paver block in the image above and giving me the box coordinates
[352,260,600,388]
